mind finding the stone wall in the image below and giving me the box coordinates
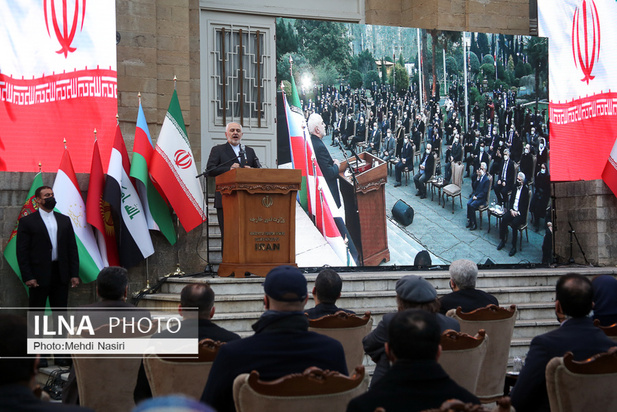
[367,0,530,35]
[553,180,617,266]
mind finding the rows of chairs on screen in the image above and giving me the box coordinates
[2,263,617,412]
[305,83,552,260]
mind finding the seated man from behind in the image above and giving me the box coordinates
[201,265,348,412]
[0,314,93,412]
[439,259,498,314]
[347,309,479,412]
[363,275,459,384]
[510,273,617,412]
[305,269,355,320]
[134,283,241,402]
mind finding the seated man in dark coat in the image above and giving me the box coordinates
[413,143,434,199]
[0,314,93,412]
[363,275,459,384]
[305,269,355,319]
[439,259,498,314]
[201,265,348,412]
[348,309,479,412]
[465,162,490,231]
[497,172,529,257]
[393,137,414,187]
[510,273,617,412]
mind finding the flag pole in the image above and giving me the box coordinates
[38,162,42,173]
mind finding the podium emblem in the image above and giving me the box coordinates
[261,195,273,208]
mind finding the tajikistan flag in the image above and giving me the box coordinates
[53,149,103,282]
[150,90,206,232]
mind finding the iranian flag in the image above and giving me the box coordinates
[130,100,177,244]
[104,126,154,268]
[150,90,206,232]
[87,139,119,267]
[3,172,44,283]
[284,78,357,266]
[53,149,103,283]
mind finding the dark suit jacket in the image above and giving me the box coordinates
[497,159,515,191]
[0,384,93,412]
[508,184,530,217]
[311,134,341,208]
[363,312,459,384]
[439,289,499,314]
[470,174,491,205]
[346,359,480,412]
[16,210,79,286]
[304,303,355,320]
[419,152,435,179]
[201,312,347,412]
[510,317,617,412]
[206,143,260,208]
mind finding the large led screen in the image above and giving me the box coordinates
[276,18,549,268]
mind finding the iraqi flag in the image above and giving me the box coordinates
[150,90,206,232]
[53,148,103,282]
[130,101,177,244]
[104,126,154,268]
[86,139,119,267]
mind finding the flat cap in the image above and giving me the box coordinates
[395,275,437,303]
[263,265,307,302]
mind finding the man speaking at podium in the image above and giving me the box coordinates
[206,122,261,238]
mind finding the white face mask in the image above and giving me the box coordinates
[426,149,431,154]
[539,144,545,150]
[453,138,459,144]
[525,148,530,154]
[480,147,485,153]
[504,155,509,161]
[541,169,546,174]
[387,133,392,138]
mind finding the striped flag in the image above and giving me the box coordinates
[150,90,206,232]
[53,149,104,282]
[3,172,43,283]
[284,80,357,266]
[87,139,119,267]
[130,101,177,244]
[104,126,154,268]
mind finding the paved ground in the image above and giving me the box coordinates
[327,134,545,267]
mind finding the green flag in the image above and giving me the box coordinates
[3,172,43,285]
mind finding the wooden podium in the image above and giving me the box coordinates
[339,152,390,266]
[216,168,302,277]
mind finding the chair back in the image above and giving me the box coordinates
[143,338,222,398]
[72,322,158,412]
[594,319,617,343]
[546,348,617,412]
[233,366,368,412]
[308,311,373,373]
[449,304,517,402]
[451,161,465,188]
[438,329,488,394]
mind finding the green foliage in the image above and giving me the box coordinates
[469,52,480,74]
[277,53,309,83]
[469,87,485,107]
[314,59,340,87]
[476,33,490,57]
[294,20,351,76]
[446,56,458,73]
[524,63,533,76]
[507,55,515,73]
[364,70,380,88]
[380,58,388,84]
[398,54,406,66]
[352,49,377,74]
[348,70,363,89]
[276,20,298,57]
[480,63,495,79]
[392,64,410,94]
[384,56,394,63]
[514,60,526,78]
[482,54,494,65]
[281,80,292,96]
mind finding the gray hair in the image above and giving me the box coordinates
[518,171,526,180]
[307,113,323,135]
[480,162,487,171]
[449,259,478,290]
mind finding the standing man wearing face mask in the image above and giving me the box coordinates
[497,172,530,257]
[494,148,515,206]
[16,186,80,309]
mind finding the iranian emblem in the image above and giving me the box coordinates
[174,150,193,169]
[572,0,601,84]
[262,195,273,208]
[44,0,86,58]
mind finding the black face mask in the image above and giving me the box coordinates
[42,197,57,210]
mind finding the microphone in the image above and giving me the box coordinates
[238,144,247,167]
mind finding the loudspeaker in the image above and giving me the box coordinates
[392,199,414,226]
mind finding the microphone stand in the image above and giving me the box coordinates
[196,152,244,276]
[336,139,364,266]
